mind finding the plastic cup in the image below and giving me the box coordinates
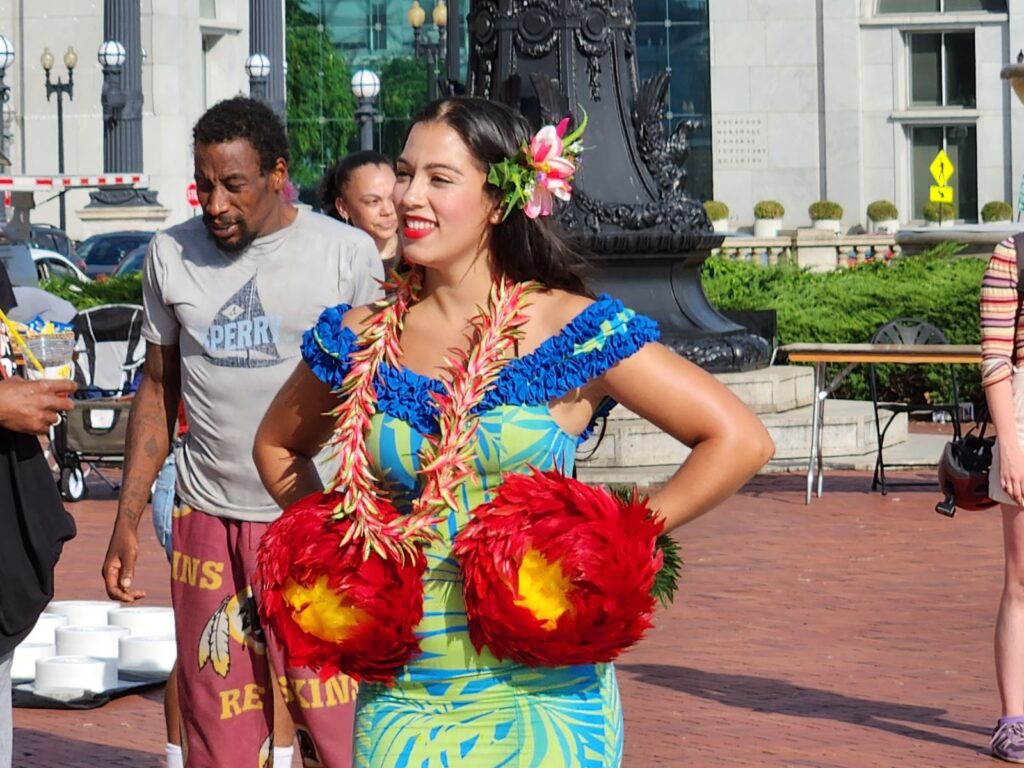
[22,334,76,381]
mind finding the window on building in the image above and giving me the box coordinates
[879,0,1005,11]
[370,3,387,51]
[910,125,977,221]
[634,0,712,200]
[200,0,216,17]
[909,32,975,107]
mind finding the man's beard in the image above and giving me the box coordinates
[203,213,257,253]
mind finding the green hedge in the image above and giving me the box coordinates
[702,243,985,405]
[40,274,143,310]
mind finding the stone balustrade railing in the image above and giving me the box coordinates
[712,232,902,271]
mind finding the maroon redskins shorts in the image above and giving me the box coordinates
[171,504,357,767]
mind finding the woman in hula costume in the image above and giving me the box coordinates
[253,97,774,767]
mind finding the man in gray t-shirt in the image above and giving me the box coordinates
[102,97,382,768]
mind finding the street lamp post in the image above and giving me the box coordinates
[0,34,14,171]
[41,45,77,231]
[97,39,127,128]
[245,53,271,103]
[351,69,381,151]
[408,0,447,102]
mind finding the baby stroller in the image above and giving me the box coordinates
[51,303,146,501]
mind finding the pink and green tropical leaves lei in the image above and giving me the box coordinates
[487,111,588,220]
[323,268,536,562]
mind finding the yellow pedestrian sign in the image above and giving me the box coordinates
[930,185,953,204]
[930,150,955,187]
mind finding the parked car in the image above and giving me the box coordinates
[29,223,77,259]
[77,230,154,278]
[110,244,147,276]
[31,247,90,283]
[0,241,37,287]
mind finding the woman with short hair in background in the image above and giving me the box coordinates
[320,151,399,271]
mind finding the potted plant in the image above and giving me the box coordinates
[808,200,843,234]
[753,200,784,238]
[866,200,899,234]
[981,201,1013,224]
[703,200,729,233]
[923,202,955,227]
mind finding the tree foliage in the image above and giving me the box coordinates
[285,0,356,189]
[377,57,429,160]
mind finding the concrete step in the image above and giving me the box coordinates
[587,399,904,462]
[761,399,905,459]
[576,399,908,486]
[715,365,814,414]
[766,431,949,473]
[577,431,949,488]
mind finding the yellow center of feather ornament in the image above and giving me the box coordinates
[513,549,576,631]
[281,576,369,643]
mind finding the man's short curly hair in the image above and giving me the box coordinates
[192,96,289,174]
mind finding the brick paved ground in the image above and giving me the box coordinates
[12,469,1004,767]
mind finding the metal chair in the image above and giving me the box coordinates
[869,317,963,494]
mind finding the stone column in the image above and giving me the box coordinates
[103,0,143,172]
[249,0,285,117]
[84,0,168,228]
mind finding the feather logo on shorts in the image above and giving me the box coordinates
[258,734,272,768]
[198,588,267,677]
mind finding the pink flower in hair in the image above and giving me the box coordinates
[487,110,588,220]
[524,120,578,219]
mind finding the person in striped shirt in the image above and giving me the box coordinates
[982,235,1024,763]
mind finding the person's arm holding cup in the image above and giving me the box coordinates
[0,377,76,434]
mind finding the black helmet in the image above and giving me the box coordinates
[936,433,997,516]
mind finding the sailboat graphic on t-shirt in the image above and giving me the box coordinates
[203,275,283,369]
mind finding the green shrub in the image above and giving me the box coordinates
[808,200,843,220]
[754,200,784,219]
[923,202,955,222]
[701,242,984,405]
[866,200,898,221]
[703,200,729,220]
[40,274,143,310]
[981,200,1013,223]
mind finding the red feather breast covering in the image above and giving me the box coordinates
[455,468,663,666]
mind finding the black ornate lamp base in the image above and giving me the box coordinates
[662,331,771,374]
[86,188,163,208]
[587,251,772,374]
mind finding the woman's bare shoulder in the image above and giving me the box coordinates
[341,303,377,334]
[528,288,595,335]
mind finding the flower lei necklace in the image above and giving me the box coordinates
[256,267,537,682]
[324,267,537,557]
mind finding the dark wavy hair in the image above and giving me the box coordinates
[406,97,591,296]
[318,150,393,221]
[192,97,289,174]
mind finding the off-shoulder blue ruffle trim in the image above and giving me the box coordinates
[301,296,660,441]
[376,295,659,441]
[300,303,357,390]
